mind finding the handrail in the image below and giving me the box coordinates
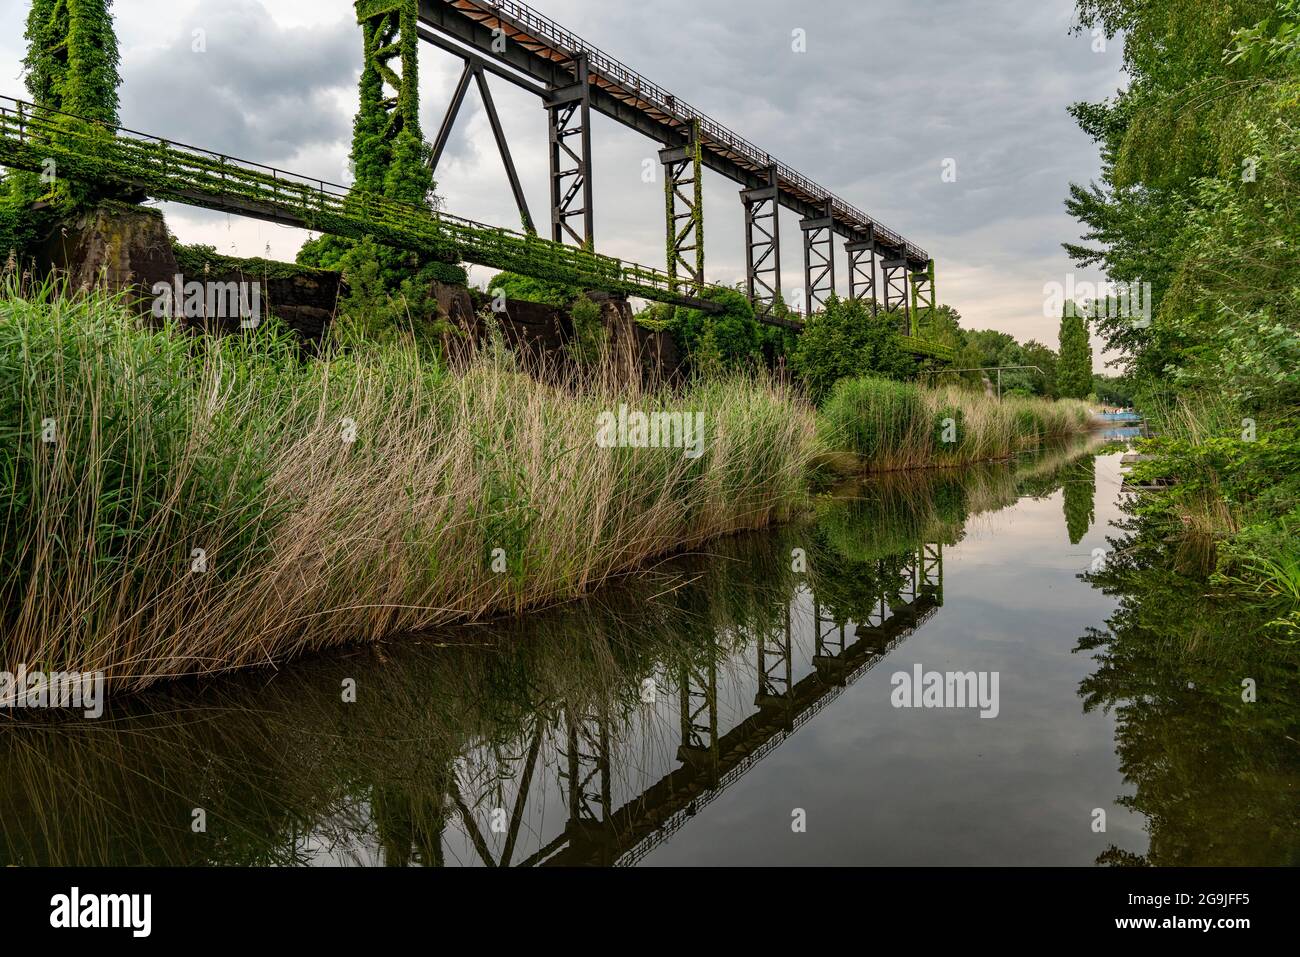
[0,94,952,359]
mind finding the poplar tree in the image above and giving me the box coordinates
[1057,303,1094,400]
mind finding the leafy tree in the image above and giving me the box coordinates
[1062,456,1097,545]
[1065,0,1297,407]
[1021,340,1059,397]
[790,295,917,403]
[1057,304,1094,399]
[1093,373,1134,407]
[668,286,762,375]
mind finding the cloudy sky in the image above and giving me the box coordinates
[0,0,1124,368]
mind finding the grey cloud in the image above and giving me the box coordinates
[119,0,359,171]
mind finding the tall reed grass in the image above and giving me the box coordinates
[0,280,814,692]
[817,375,1094,472]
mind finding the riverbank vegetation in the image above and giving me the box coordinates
[1066,0,1300,633]
[0,278,812,692]
[817,375,1094,473]
[0,272,1104,690]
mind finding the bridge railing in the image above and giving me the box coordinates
[461,0,927,261]
[0,94,728,309]
[0,94,954,360]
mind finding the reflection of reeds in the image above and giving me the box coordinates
[0,281,813,693]
[0,523,801,866]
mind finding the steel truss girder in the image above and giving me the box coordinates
[660,119,704,296]
[547,54,594,248]
[881,257,912,334]
[414,0,930,263]
[801,199,836,313]
[742,165,782,318]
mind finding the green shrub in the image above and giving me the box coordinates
[790,295,917,404]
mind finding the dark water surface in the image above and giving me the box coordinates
[2,443,1296,866]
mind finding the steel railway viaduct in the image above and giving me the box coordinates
[0,0,951,360]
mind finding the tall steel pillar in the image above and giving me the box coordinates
[909,259,937,338]
[812,600,848,686]
[846,226,878,315]
[677,644,719,783]
[741,165,782,317]
[921,541,944,605]
[547,54,594,248]
[354,1,422,182]
[880,254,911,334]
[561,704,611,854]
[756,604,794,717]
[660,119,705,295]
[801,198,836,313]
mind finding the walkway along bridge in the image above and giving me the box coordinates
[0,0,954,361]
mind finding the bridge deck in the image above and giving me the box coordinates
[419,0,929,264]
[0,97,953,360]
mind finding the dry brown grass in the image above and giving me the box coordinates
[0,286,814,694]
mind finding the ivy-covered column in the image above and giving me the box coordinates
[352,0,431,205]
[909,259,936,338]
[659,118,704,296]
[16,0,122,209]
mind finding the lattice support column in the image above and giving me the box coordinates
[660,119,705,295]
[846,227,877,315]
[909,259,937,338]
[813,600,848,686]
[801,198,836,313]
[756,605,794,712]
[561,704,611,837]
[547,54,594,248]
[741,165,782,317]
[678,649,719,782]
[354,1,423,186]
[880,255,911,334]
[921,541,944,604]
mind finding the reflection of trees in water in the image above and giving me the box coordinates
[1062,456,1096,545]
[0,440,1105,867]
[1079,511,1300,866]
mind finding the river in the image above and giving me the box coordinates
[1,439,1295,866]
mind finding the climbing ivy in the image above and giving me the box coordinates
[15,0,123,211]
[298,1,464,323]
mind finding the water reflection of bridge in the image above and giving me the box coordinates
[438,542,943,867]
